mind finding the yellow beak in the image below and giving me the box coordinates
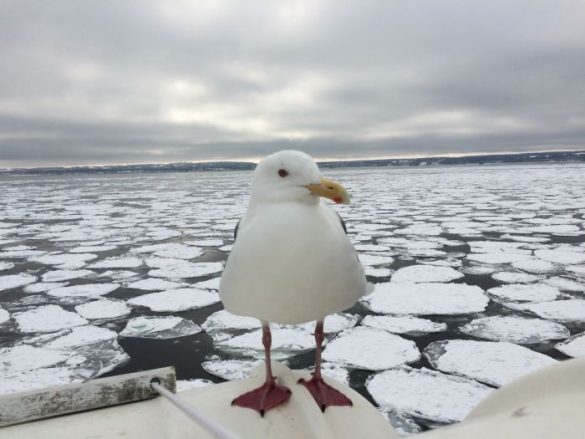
[306,177,351,204]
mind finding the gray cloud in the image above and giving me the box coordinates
[1,0,584,167]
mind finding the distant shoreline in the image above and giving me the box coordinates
[1,150,584,176]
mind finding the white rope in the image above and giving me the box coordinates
[151,382,242,439]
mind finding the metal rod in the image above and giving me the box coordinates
[151,382,242,439]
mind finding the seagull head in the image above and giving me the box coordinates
[251,150,351,205]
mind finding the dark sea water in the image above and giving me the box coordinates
[1,163,585,434]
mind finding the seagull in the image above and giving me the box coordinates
[220,150,367,416]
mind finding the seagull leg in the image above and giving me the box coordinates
[298,320,353,412]
[231,322,291,416]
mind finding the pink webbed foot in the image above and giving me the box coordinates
[231,380,292,416]
[298,376,353,412]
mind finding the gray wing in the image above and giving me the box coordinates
[234,219,241,240]
[336,212,347,234]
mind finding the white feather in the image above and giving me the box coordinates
[220,151,367,324]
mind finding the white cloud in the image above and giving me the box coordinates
[0,0,584,166]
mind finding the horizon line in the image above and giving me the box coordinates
[2,147,585,171]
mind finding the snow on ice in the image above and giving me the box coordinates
[0,274,37,291]
[362,315,447,336]
[127,288,219,312]
[555,332,585,358]
[424,340,556,387]
[487,284,561,302]
[14,305,88,333]
[460,316,569,344]
[75,299,131,320]
[120,316,201,339]
[364,282,488,315]
[367,367,492,424]
[390,265,463,283]
[322,327,420,371]
[47,283,120,299]
[41,269,94,282]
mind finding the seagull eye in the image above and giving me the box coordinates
[278,169,289,178]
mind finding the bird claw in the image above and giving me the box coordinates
[298,376,353,412]
[232,380,292,416]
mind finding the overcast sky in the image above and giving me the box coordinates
[1,0,584,167]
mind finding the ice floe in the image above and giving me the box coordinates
[0,345,70,372]
[364,282,488,315]
[201,359,262,381]
[517,299,585,323]
[424,340,556,387]
[461,265,499,275]
[466,252,531,265]
[41,269,94,282]
[75,299,131,320]
[193,277,221,290]
[555,332,585,358]
[120,316,201,339]
[47,283,120,298]
[0,273,37,291]
[97,270,139,281]
[127,278,186,291]
[491,271,543,284]
[88,257,143,269]
[467,241,525,253]
[511,258,557,273]
[359,254,394,267]
[391,265,463,283]
[366,367,493,423]
[0,262,15,271]
[535,248,585,265]
[24,282,68,293]
[380,409,422,436]
[0,307,9,324]
[394,224,442,236]
[14,305,88,333]
[566,265,585,277]
[294,313,360,335]
[365,267,393,277]
[0,367,86,395]
[460,316,569,344]
[41,325,118,349]
[527,224,581,235]
[69,245,117,253]
[177,379,215,392]
[127,288,219,312]
[544,276,585,292]
[355,244,391,252]
[362,315,447,336]
[487,283,561,302]
[202,310,260,333]
[216,327,315,360]
[322,327,420,371]
[148,260,223,279]
[12,325,131,388]
[501,234,549,243]
[0,249,45,258]
[185,239,223,247]
[153,244,203,260]
[367,367,492,424]
[314,363,350,386]
[31,253,98,269]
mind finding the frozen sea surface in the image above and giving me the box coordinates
[1,164,585,433]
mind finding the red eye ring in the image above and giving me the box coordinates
[278,169,289,178]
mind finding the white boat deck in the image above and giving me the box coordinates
[0,359,584,438]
